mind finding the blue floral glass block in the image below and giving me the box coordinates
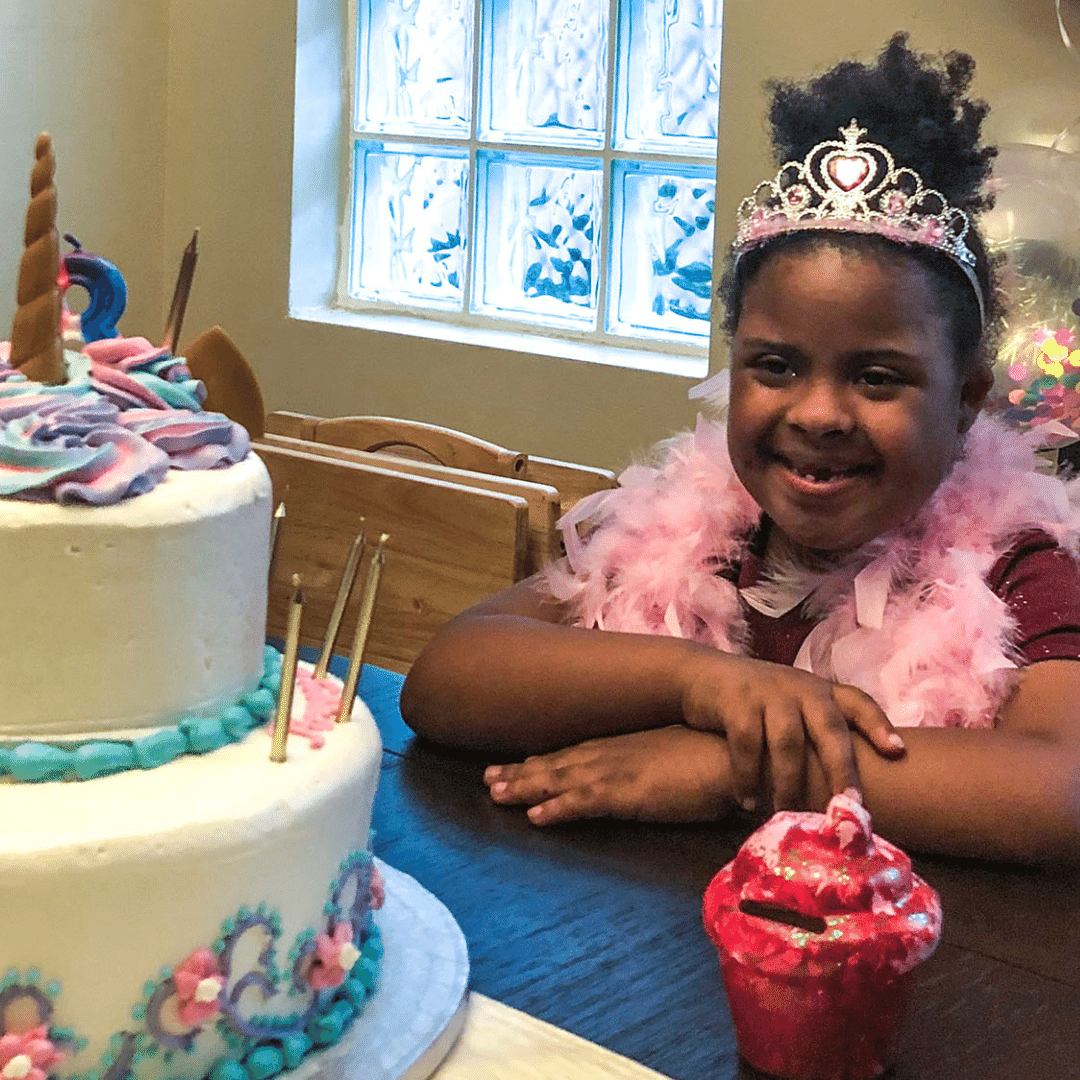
[479,0,608,148]
[349,144,469,308]
[356,0,473,136]
[472,151,602,327]
[614,0,723,155]
[607,161,714,341]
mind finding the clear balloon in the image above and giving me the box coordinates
[983,143,1080,462]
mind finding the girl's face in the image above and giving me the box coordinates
[727,245,989,554]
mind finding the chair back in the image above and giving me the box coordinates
[257,441,528,673]
[313,415,526,477]
[260,433,562,574]
[265,411,618,512]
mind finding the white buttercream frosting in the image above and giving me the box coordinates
[0,689,383,1080]
[0,455,271,738]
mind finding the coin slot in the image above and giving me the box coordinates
[738,899,827,934]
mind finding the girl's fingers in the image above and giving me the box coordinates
[486,760,558,805]
[764,705,807,810]
[833,684,906,757]
[526,788,607,826]
[725,708,765,811]
[801,697,861,798]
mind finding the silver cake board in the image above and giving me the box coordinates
[291,859,470,1080]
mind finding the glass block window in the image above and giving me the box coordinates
[351,145,469,307]
[347,0,723,354]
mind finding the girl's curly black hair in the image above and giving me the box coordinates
[720,33,1002,374]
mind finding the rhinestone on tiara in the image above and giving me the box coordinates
[733,120,985,327]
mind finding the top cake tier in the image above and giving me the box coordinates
[0,454,271,739]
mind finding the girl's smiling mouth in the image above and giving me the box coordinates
[770,451,877,496]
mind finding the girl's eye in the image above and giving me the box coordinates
[857,367,904,388]
[750,355,794,379]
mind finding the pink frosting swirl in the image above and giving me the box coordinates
[0,335,249,504]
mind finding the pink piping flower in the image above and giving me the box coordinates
[0,1026,63,1080]
[172,948,225,1027]
[307,922,360,990]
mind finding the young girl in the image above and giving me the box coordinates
[401,35,1080,865]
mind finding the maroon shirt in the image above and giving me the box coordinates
[736,528,1080,668]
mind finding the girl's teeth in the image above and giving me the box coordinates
[776,454,864,482]
[796,466,857,481]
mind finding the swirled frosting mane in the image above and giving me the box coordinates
[0,336,249,505]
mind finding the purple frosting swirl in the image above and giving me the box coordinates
[118,409,250,470]
[0,336,251,505]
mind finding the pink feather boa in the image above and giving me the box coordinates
[544,414,1080,729]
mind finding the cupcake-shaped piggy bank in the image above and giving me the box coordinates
[703,793,941,1080]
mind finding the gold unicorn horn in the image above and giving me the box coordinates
[10,133,64,384]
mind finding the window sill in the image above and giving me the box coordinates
[289,304,710,379]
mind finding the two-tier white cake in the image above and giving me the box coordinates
[0,407,385,1080]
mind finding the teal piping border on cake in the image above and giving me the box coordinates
[0,646,284,783]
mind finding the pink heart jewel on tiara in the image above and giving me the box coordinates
[827,154,870,192]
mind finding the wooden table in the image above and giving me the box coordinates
[353,664,1080,1080]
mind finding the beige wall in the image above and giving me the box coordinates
[0,0,168,342]
[0,1,1077,471]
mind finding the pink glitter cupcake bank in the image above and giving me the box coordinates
[703,794,942,1080]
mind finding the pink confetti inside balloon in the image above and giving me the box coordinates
[1008,389,1026,404]
[1008,364,1028,383]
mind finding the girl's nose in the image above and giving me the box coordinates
[785,379,855,436]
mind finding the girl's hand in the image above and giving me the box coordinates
[484,727,734,825]
[680,652,905,811]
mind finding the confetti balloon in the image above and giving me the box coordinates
[982,143,1080,451]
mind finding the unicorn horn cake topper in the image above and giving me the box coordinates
[10,133,65,384]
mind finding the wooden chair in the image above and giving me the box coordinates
[259,441,528,673]
[258,433,562,575]
[265,411,618,512]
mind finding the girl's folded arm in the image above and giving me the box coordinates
[400,573,701,756]
[401,570,901,808]
[809,660,1080,865]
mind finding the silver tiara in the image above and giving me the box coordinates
[733,120,985,328]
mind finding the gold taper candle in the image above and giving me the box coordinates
[335,533,388,723]
[314,526,366,679]
[270,574,303,763]
[162,228,199,354]
[268,502,285,578]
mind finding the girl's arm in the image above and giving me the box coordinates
[809,659,1080,864]
[427,578,1080,862]
[400,574,707,755]
[401,570,901,803]
[479,658,1080,863]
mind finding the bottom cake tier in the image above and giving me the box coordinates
[0,669,384,1080]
